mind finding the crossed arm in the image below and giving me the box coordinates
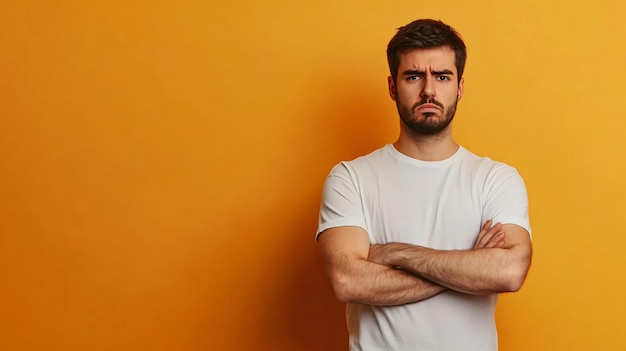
[317,221,532,306]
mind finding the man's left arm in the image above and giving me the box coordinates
[369,224,532,295]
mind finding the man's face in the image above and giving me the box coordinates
[388,46,464,136]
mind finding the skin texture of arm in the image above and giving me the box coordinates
[317,226,445,306]
[317,222,506,305]
[369,223,532,295]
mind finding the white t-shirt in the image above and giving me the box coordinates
[317,144,531,351]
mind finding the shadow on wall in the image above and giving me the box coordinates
[280,215,348,350]
[252,72,392,350]
[233,195,348,351]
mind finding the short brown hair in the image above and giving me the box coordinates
[387,19,467,83]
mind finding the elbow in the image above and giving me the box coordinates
[501,262,531,292]
[502,271,526,292]
[334,288,351,303]
[330,273,358,303]
[500,246,532,292]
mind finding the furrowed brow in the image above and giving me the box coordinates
[432,69,455,75]
[402,69,425,76]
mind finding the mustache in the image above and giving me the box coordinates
[412,98,444,112]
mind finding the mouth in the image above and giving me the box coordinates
[414,103,443,113]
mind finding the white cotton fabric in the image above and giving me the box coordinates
[317,144,531,351]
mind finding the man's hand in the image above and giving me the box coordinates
[473,220,505,249]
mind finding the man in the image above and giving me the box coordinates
[316,19,532,350]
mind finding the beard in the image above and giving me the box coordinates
[397,97,458,136]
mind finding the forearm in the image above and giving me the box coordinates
[318,226,447,306]
[386,243,531,294]
[328,256,446,306]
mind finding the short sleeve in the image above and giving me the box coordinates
[482,164,532,238]
[316,162,367,240]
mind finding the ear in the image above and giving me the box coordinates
[388,76,396,101]
[457,77,464,101]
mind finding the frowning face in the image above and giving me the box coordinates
[388,46,464,136]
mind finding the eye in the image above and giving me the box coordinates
[407,75,420,81]
[437,76,450,81]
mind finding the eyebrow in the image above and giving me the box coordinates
[402,69,455,76]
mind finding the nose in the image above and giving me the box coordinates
[420,75,435,98]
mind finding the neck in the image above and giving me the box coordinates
[393,127,459,161]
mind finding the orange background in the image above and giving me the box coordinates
[1,1,625,350]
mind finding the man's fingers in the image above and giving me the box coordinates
[475,221,496,246]
[496,238,505,248]
[483,231,505,248]
[474,220,492,246]
[475,221,503,249]
[480,219,492,234]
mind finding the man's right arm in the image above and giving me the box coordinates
[317,225,447,306]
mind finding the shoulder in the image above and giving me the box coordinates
[459,149,529,210]
[327,145,391,176]
[458,147,523,179]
